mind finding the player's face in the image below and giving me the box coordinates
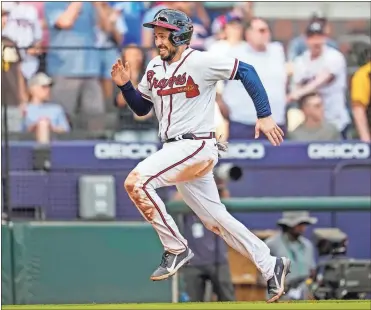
[306,34,325,56]
[154,27,178,62]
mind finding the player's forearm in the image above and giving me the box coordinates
[117,81,153,116]
[234,61,271,118]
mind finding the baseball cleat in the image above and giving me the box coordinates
[266,257,291,303]
[150,248,194,281]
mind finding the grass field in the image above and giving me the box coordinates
[3,300,370,310]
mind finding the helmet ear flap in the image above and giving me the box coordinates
[170,33,181,46]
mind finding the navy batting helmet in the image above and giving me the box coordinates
[143,9,194,47]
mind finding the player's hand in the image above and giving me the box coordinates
[255,116,284,146]
[111,59,131,86]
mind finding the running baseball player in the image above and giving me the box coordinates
[111,9,290,303]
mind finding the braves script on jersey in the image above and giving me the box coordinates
[137,48,238,140]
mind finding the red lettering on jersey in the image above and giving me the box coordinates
[147,71,200,98]
[157,76,200,98]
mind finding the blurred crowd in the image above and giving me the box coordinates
[1,1,371,143]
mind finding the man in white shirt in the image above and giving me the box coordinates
[208,14,249,130]
[217,17,287,140]
[288,21,350,138]
[2,2,43,80]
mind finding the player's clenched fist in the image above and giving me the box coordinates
[255,116,284,146]
[111,59,131,86]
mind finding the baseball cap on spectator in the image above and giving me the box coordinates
[310,11,327,24]
[211,13,243,35]
[28,72,53,88]
[305,21,325,37]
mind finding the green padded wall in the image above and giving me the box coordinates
[1,224,13,305]
[8,222,171,305]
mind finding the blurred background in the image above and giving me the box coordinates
[1,0,371,306]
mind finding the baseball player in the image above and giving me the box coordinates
[111,9,290,303]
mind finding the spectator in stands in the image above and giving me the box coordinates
[210,2,254,39]
[1,3,28,108]
[288,20,350,138]
[218,17,287,140]
[111,2,146,45]
[351,61,371,142]
[287,13,338,62]
[45,2,107,130]
[96,2,127,106]
[23,72,70,144]
[175,2,210,51]
[26,2,49,73]
[265,211,317,300]
[114,45,158,142]
[208,14,248,56]
[208,14,248,128]
[2,1,43,80]
[288,93,341,141]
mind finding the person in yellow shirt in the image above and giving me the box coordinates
[351,62,371,142]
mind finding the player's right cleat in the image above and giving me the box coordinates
[266,257,291,303]
[150,248,194,281]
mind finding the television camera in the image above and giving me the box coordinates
[309,228,371,300]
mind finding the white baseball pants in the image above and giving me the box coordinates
[124,137,275,281]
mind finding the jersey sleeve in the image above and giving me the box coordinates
[202,52,239,83]
[137,68,153,102]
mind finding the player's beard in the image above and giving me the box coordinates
[159,46,178,62]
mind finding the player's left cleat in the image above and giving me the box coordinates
[150,248,194,281]
[266,257,291,303]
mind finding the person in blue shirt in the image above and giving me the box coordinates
[111,2,146,46]
[96,3,128,105]
[24,72,70,143]
[287,14,338,61]
[44,2,106,130]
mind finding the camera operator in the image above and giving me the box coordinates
[171,179,235,302]
[265,211,317,300]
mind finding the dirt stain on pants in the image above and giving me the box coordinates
[124,171,155,221]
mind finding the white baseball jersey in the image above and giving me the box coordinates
[137,48,239,141]
[293,46,350,131]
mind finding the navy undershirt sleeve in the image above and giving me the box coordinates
[234,61,272,118]
[117,81,153,116]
